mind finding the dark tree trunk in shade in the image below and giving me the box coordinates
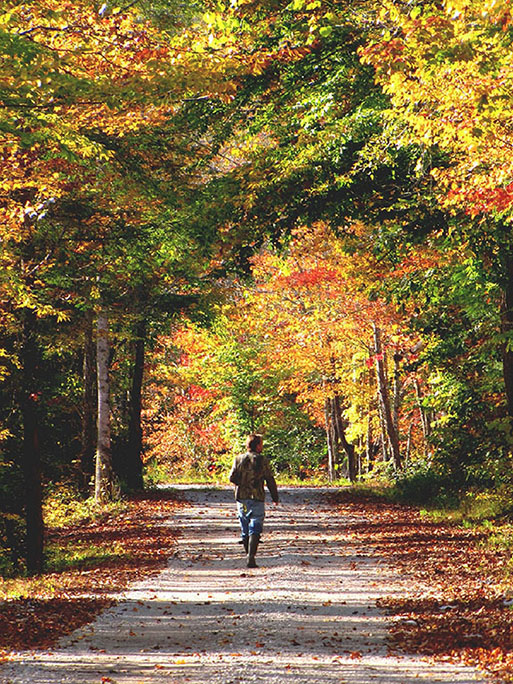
[332,394,357,482]
[125,317,146,491]
[501,252,513,425]
[20,308,44,574]
[373,324,401,469]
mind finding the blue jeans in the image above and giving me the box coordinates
[237,499,265,539]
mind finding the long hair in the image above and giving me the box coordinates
[246,433,263,470]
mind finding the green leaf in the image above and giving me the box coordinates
[319,25,333,37]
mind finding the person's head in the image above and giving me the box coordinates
[246,433,263,453]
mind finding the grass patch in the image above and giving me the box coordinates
[45,540,128,573]
[145,465,351,488]
[345,481,396,500]
[417,487,513,526]
[276,473,351,487]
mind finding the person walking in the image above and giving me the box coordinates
[229,434,279,568]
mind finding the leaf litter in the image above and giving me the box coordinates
[0,490,183,661]
[0,486,497,683]
[331,490,513,682]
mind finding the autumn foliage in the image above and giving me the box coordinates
[2,4,513,664]
[145,221,444,480]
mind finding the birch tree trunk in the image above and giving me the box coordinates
[80,309,96,491]
[324,398,337,482]
[373,323,402,469]
[414,378,431,444]
[95,310,114,502]
[405,421,414,464]
[377,394,389,462]
[365,417,373,474]
[392,352,402,433]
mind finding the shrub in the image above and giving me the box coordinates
[0,512,25,577]
[392,459,456,506]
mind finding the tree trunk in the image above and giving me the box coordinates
[501,252,513,425]
[332,394,357,482]
[414,378,431,446]
[392,352,402,433]
[324,398,337,482]
[377,399,389,462]
[365,417,373,473]
[405,421,414,464]
[95,310,114,502]
[20,308,44,574]
[373,324,401,469]
[80,309,96,491]
[125,317,146,491]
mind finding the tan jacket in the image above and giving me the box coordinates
[229,451,279,503]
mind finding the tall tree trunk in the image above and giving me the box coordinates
[501,252,513,425]
[365,417,373,473]
[80,309,96,491]
[405,421,414,464]
[414,378,431,446]
[20,308,44,574]
[332,394,357,482]
[126,317,146,491]
[373,324,401,469]
[324,398,337,482]
[377,398,389,462]
[95,310,114,502]
[392,352,402,433]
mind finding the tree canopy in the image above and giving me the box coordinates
[3,0,513,574]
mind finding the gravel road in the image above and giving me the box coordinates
[1,486,485,683]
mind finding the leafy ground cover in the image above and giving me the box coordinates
[332,490,513,682]
[0,490,182,661]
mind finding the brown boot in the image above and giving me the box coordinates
[247,534,260,568]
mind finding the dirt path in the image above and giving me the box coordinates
[1,486,485,683]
